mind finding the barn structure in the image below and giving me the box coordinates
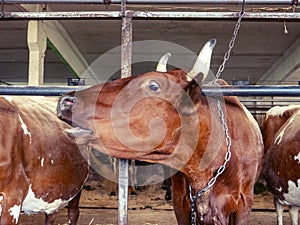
[1,0,300,224]
[1,1,300,115]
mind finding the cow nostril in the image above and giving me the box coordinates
[60,96,77,112]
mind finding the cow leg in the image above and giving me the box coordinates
[289,205,298,225]
[45,212,57,225]
[274,198,284,225]
[0,195,22,225]
[229,192,253,225]
[163,177,172,201]
[228,208,251,225]
[68,190,82,225]
[171,172,190,225]
[228,213,236,225]
[128,160,137,195]
[162,165,172,201]
[109,182,118,196]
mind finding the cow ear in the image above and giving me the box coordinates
[178,79,202,115]
[186,38,216,82]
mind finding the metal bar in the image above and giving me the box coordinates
[118,4,132,225]
[133,11,300,20]
[3,0,295,4]
[203,86,300,96]
[118,158,129,225]
[241,99,300,102]
[2,11,122,19]
[0,86,81,96]
[3,11,300,20]
[2,85,300,96]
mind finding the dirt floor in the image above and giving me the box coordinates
[19,173,297,225]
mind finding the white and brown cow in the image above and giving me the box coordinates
[57,39,264,224]
[0,96,89,225]
[261,105,300,225]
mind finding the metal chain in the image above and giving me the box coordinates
[208,0,245,85]
[189,1,245,222]
[189,98,232,225]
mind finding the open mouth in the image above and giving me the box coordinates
[58,114,93,136]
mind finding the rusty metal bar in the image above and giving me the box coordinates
[2,11,300,20]
[133,11,300,20]
[3,0,296,4]
[118,3,132,225]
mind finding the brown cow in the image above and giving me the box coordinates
[0,96,89,225]
[261,105,300,225]
[57,39,264,225]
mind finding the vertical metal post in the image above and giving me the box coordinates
[118,0,132,224]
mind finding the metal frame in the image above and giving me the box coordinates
[2,11,300,20]
[1,1,300,225]
[2,85,300,96]
[2,0,299,20]
[118,4,132,225]
[3,0,297,4]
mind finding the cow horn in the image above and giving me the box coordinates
[186,38,217,82]
[156,52,172,72]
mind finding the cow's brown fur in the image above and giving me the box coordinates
[0,96,88,225]
[261,105,300,225]
[58,69,263,225]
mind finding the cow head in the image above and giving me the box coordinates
[57,39,216,169]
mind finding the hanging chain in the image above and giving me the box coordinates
[189,98,232,225]
[189,1,245,223]
[209,0,245,85]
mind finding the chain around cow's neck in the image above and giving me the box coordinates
[189,98,232,225]
[189,0,244,224]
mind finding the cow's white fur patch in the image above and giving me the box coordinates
[241,104,263,160]
[241,104,263,144]
[266,105,300,119]
[0,195,3,216]
[22,185,69,215]
[41,158,44,167]
[2,97,32,140]
[9,204,21,224]
[3,96,12,102]
[294,152,300,164]
[274,116,295,145]
[18,114,31,137]
[280,180,300,206]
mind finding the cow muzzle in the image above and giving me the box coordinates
[59,95,76,111]
[57,94,94,142]
[57,94,77,122]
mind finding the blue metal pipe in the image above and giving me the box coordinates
[1,85,300,96]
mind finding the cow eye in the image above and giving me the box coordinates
[148,80,161,92]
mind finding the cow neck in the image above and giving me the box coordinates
[189,97,232,225]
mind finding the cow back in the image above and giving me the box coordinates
[0,96,89,222]
[262,105,300,206]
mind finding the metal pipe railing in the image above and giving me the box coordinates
[2,85,300,96]
[2,11,300,20]
[203,86,300,96]
[3,0,296,5]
